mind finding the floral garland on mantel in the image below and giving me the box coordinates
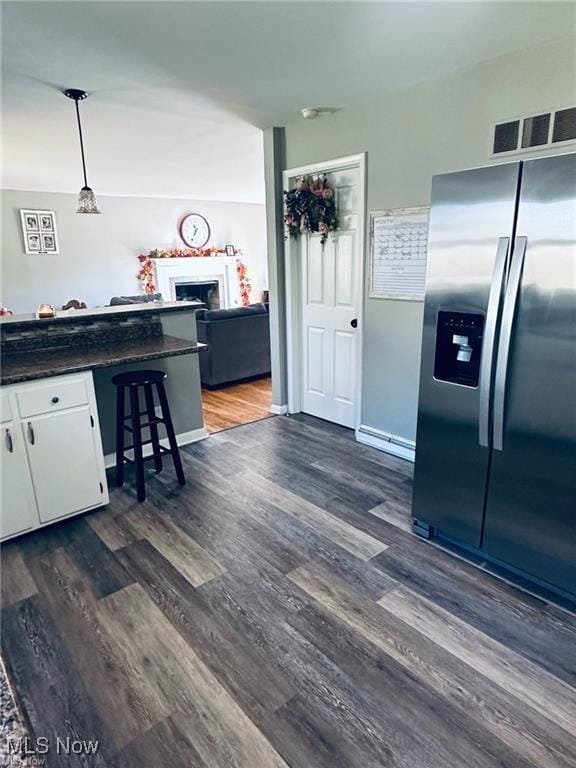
[137,247,252,306]
[284,174,339,246]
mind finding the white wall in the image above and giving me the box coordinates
[1,190,267,314]
[282,36,576,446]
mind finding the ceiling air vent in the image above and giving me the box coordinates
[492,106,576,156]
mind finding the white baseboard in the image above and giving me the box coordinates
[104,426,209,469]
[269,403,288,415]
[355,424,415,463]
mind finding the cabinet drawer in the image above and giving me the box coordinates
[17,377,89,417]
[0,392,12,423]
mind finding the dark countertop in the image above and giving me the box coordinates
[1,335,207,385]
[0,300,202,329]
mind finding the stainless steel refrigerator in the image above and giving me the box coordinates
[412,152,576,604]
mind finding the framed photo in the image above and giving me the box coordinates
[39,213,55,231]
[26,233,41,252]
[225,244,235,257]
[41,233,57,252]
[24,212,39,231]
[20,209,59,254]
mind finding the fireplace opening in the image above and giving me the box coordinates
[175,281,220,310]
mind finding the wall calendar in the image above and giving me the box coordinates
[369,206,429,301]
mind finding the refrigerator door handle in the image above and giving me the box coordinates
[478,236,510,447]
[492,236,527,451]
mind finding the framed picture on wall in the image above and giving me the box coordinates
[26,233,41,252]
[20,209,59,254]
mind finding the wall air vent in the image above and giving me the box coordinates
[493,121,520,154]
[521,113,550,148]
[492,105,576,156]
[552,107,576,144]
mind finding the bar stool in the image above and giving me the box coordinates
[112,370,185,502]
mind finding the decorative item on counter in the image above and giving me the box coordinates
[225,244,235,257]
[61,299,87,311]
[63,89,101,214]
[284,174,339,246]
[20,209,59,254]
[36,304,56,319]
[236,257,252,307]
[0,307,13,316]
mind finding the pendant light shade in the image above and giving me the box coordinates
[64,89,101,214]
[77,186,100,214]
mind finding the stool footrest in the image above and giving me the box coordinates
[122,438,170,451]
[124,411,163,422]
[124,417,164,432]
[123,445,171,464]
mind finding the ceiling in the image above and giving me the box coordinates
[2,1,573,204]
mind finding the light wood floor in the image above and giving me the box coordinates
[2,414,576,767]
[202,376,273,433]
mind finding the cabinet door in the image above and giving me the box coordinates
[0,421,38,539]
[24,407,105,523]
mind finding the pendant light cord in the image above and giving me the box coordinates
[74,98,89,188]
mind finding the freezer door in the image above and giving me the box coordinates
[412,162,520,546]
[483,153,576,596]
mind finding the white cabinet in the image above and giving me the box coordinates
[0,421,37,538]
[0,372,109,541]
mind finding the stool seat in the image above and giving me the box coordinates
[112,370,167,387]
[112,368,185,501]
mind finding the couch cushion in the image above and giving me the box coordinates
[197,304,267,321]
[109,294,162,305]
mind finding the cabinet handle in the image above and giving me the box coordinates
[5,428,13,453]
[27,422,35,445]
[51,396,60,404]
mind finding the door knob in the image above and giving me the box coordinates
[350,318,358,328]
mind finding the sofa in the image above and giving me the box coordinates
[109,294,163,305]
[196,304,271,388]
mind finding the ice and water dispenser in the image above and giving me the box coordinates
[433,311,484,387]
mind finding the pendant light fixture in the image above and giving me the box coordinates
[64,88,101,214]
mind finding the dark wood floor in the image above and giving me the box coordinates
[202,376,273,433]
[2,414,576,767]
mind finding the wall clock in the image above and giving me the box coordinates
[179,213,210,248]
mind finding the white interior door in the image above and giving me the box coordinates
[301,166,360,428]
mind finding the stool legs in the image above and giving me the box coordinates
[130,386,146,502]
[156,380,185,486]
[144,383,163,474]
[115,385,125,487]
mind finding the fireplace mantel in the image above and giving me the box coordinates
[153,256,240,309]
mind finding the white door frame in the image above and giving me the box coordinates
[283,153,367,430]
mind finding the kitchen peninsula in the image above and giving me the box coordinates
[0,301,207,540]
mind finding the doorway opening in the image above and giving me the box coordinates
[202,376,273,434]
